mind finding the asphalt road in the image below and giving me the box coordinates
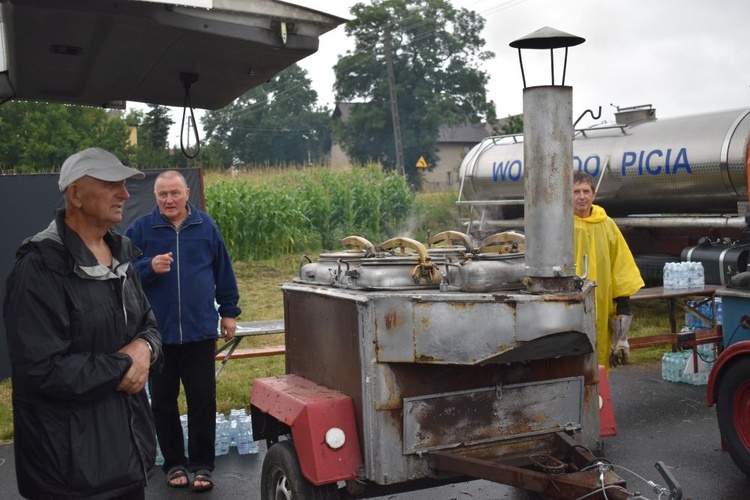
[1,360,748,499]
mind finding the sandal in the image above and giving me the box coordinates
[166,466,189,488]
[192,469,214,493]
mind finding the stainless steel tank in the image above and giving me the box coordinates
[459,107,750,217]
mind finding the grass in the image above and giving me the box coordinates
[629,300,674,364]
[0,263,684,444]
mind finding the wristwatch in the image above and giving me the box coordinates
[138,337,156,365]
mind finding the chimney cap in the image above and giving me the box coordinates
[510,26,585,50]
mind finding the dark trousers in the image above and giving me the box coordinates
[110,486,146,500]
[150,339,216,473]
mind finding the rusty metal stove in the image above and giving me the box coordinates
[250,26,677,500]
[281,243,598,490]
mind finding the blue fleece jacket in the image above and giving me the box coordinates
[125,203,241,345]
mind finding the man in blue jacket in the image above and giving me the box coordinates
[4,147,161,499]
[125,170,241,492]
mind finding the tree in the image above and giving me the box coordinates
[129,104,175,168]
[201,64,331,166]
[142,105,173,150]
[334,0,496,184]
[498,114,524,135]
[0,101,131,172]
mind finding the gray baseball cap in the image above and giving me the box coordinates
[58,147,144,192]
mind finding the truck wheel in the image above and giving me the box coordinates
[634,254,673,286]
[261,440,340,500]
[716,361,750,478]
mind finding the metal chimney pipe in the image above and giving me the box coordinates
[510,27,584,293]
[523,86,577,293]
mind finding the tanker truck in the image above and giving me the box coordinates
[457,105,750,285]
[458,104,750,480]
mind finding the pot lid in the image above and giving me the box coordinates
[476,231,526,255]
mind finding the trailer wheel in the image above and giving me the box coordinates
[716,361,750,478]
[261,440,340,500]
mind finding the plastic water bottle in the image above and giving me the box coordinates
[689,262,705,288]
[684,301,698,328]
[236,415,259,455]
[715,297,723,325]
[695,302,711,327]
[675,262,689,289]
[662,352,676,381]
[668,262,678,289]
[668,353,677,382]
[236,416,250,455]
[155,442,164,466]
[663,262,674,289]
[246,415,259,454]
[215,414,230,456]
[180,414,189,455]
[229,409,241,448]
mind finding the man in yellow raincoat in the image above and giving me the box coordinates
[573,172,644,370]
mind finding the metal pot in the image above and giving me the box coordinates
[441,232,527,292]
[294,236,375,286]
[340,237,444,290]
[445,253,526,292]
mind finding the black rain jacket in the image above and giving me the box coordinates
[3,210,162,499]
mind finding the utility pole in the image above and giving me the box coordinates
[384,27,405,176]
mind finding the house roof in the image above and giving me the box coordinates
[333,102,505,144]
[437,123,494,143]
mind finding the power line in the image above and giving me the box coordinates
[195,0,529,137]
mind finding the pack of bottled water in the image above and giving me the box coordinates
[684,300,714,329]
[215,413,231,456]
[214,409,259,456]
[661,343,715,385]
[155,409,259,462]
[663,261,705,290]
[235,414,258,455]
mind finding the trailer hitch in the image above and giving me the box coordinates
[653,461,682,500]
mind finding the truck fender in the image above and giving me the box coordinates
[251,374,362,486]
[706,340,750,406]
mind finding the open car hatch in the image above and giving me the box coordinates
[0,0,347,109]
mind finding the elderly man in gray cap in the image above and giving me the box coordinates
[3,147,162,500]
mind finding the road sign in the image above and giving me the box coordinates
[416,156,428,168]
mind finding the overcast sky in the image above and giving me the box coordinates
[290,0,750,124]
[160,0,750,143]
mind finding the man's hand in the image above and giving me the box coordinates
[116,339,151,394]
[220,317,237,342]
[151,252,173,274]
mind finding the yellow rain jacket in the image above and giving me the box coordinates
[574,205,644,370]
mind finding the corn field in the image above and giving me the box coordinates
[206,165,419,261]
